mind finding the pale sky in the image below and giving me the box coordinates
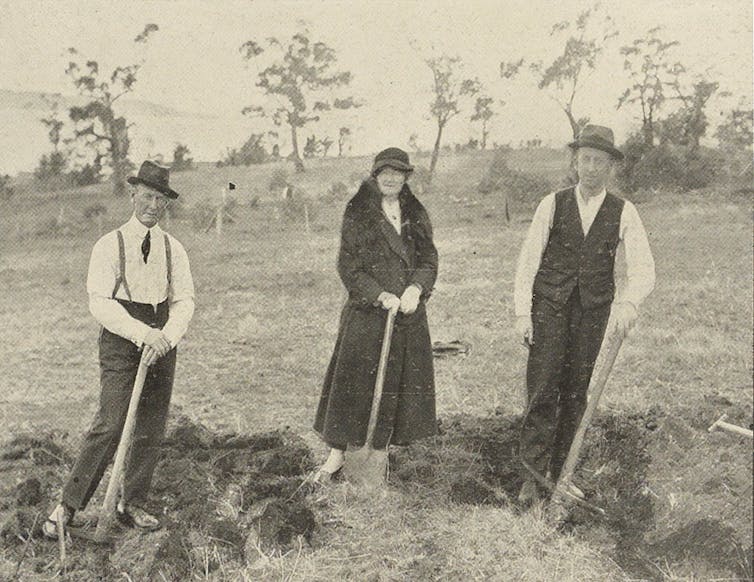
[0,0,751,172]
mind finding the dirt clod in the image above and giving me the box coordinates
[15,477,43,506]
[0,412,318,580]
[257,499,316,550]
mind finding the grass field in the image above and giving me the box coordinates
[1,150,752,580]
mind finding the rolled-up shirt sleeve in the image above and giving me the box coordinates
[513,193,555,317]
[87,235,151,345]
[161,238,195,347]
[618,201,655,308]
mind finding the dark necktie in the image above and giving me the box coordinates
[141,230,151,263]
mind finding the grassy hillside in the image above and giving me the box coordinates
[1,150,751,580]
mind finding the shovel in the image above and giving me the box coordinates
[343,306,398,488]
[550,324,626,513]
[93,352,149,543]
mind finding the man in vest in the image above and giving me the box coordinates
[44,161,195,536]
[514,125,655,506]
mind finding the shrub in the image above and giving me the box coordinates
[617,132,723,193]
[69,161,104,187]
[34,151,68,181]
[268,169,289,195]
[276,186,315,224]
[171,144,194,172]
[218,134,268,166]
[478,149,553,206]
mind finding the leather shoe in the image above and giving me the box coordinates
[42,503,74,540]
[117,505,161,531]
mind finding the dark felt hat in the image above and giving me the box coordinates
[371,147,414,176]
[568,124,624,160]
[127,160,179,199]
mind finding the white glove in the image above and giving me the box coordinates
[399,285,421,314]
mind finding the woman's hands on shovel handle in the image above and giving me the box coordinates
[399,285,421,314]
[378,292,401,313]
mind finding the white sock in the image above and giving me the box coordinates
[320,448,345,473]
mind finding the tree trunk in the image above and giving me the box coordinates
[565,109,580,140]
[563,110,580,183]
[290,124,305,173]
[110,116,130,197]
[642,120,654,148]
[481,120,488,150]
[428,122,445,187]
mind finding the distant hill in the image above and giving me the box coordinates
[0,89,211,118]
[0,89,249,176]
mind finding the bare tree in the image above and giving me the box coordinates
[36,95,69,181]
[528,4,616,139]
[240,28,360,172]
[425,55,479,185]
[65,24,159,196]
[617,27,681,148]
[471,95,496,149]
[40,95,65,154]
[321,136,334,157]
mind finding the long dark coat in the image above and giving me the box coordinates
[314,178,439,450]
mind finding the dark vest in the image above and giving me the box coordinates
[533,187,624,309]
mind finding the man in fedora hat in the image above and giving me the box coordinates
[44,160,195,535]
[513,125,655,505]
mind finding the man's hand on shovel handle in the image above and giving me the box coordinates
[142,329,171,366]
[611,302,638,337]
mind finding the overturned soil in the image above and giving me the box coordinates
[0,413,317,581]
[390,401,753,581]
[1,399,750,580]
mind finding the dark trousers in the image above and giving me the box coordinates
[519,289,611,482]
[62,302,175,510]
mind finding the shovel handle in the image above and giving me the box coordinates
[554,324,625,499]
[95,352,149,540]
[364,307,398,448]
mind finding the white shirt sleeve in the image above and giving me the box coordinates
[161,237,195,347]
[617,201,656,308]
[513,193,556,317]
[87,235,151,345]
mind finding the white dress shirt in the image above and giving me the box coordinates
[87,215,195,347]
[514,186,655,317]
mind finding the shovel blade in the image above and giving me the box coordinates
[343,446,388,488]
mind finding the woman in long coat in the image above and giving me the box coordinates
[313,147,439,479]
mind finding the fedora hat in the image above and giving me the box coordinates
[568,124,624,160]
[371,147,414,176]
[127,160,179,199]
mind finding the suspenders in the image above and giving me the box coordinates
[111,230,173,301]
